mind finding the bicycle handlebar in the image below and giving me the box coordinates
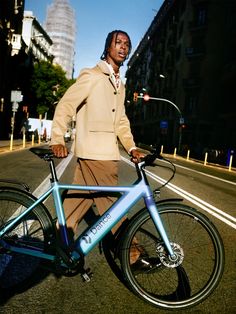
[141,150,162,166]
[30,146,174,189]
[30,147,55,160]
[30,147,163,166]
[138,146,175,190]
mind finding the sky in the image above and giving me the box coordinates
[24,0,164,79]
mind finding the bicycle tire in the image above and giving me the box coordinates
[0,187,55,291]
[119,203,224,309]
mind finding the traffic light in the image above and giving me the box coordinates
[143,94,150,101]
[133,92,138,102]
[179,123,187,131]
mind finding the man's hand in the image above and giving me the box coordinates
[51,144,68,158]
[130,149,145,164]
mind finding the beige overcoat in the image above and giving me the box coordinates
[50,61,136,160]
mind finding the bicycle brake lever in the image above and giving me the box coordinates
[142,154,157,166]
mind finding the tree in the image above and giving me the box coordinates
[30,61,75,119]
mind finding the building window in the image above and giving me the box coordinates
[198,8,207,25]
[194,4,208,27]
[176,44,182,61]
[180,0,186,15]
[184,95,198,115]
[178,21,184,39]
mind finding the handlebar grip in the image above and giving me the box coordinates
[140,149,163,166]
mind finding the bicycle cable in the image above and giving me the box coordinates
[153,155,176,192]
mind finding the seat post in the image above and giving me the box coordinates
[49,159,58,182]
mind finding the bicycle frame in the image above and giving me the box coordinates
[0,162,175,262]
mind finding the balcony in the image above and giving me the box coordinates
[185,46,205,58]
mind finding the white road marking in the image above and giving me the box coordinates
[33,153,74,197]
[173,162,236,186]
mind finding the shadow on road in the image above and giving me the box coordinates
[0,254,53,305]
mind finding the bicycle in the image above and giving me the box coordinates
[0,147,224,309]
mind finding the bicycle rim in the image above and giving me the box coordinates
[120,204,224,309]
[0,189,54,290]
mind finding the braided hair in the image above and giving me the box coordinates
[100,30,132,63]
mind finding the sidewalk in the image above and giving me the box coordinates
[138,144,236,173]
[162,152,236,173]
[0,139,42,154]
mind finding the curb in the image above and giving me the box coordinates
[162,153,236,173]
[0,143,43,154]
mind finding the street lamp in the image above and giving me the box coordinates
[137,92,184,151]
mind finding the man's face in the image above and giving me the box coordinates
[107,32,130,66]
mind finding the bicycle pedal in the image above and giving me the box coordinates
[81,268,93,282]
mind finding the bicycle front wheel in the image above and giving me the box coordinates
[0,188,55,291]
[120,203,224,310]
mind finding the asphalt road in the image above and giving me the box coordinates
[0,146,235,313]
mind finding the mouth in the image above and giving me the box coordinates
[118,51,127,59]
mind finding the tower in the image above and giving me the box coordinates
[45,0,76,78]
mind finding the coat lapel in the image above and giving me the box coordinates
[97,61,119,91]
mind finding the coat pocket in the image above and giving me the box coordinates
[88,121,114,132]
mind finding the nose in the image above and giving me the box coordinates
[120,42,128,52]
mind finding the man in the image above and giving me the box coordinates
[50,30,144,246]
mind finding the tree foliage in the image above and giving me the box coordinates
[30,61,75,119]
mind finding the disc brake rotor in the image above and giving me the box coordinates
[156,242,184,268]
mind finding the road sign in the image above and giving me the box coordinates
[160,120,168,129]
[179,117,185,124]
[11,90,22,102]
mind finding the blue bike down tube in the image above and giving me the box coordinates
[75,185,143,255]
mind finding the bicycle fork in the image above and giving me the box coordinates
[144,195,176,259]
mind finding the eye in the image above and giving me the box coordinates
[115,40,130,49]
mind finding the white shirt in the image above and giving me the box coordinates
[104,61,121,90]
[103,61,136,154]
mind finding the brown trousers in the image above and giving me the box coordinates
[63,159,119,235]
[62,159,141,263]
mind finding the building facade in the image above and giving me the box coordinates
[0,1,54,139]
[45,0,76,79]
[125,0,236,162]
[22,11,53,63]
[0,0,26,139]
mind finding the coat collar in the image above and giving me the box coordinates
[96,61,124,92]
[97,60,110,75]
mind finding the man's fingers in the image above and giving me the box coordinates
[51,145,68,158]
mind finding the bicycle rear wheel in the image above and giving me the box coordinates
[0,188,55,291]
[120,203,224,309]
